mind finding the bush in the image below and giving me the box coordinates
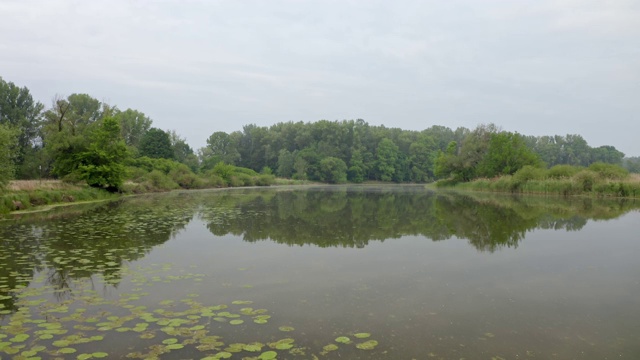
[573,170,598,192]
[547,165,581,179]
[255,174,275,186]
[588,162,629,180]
[143,170,179,191]
[203,174,226,188]
[514,165,546,182]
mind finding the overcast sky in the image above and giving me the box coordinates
[1,0,639,155]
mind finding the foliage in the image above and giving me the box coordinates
[622,157,640,173]
[74,118,129,191]
[547,164,581,179]
[138,128,174,159]
[0,123,18,188]
[450,163,640,198]
[0,77,44,175]
[587,162,629,180]
[114,108,152,148]
[476,132,542,178]
[1,76,634,188]
[319,157,348,184]
[376,138,399,181]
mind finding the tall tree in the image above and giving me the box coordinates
[319,157,348,184]
[138,128,174,159]
[75,117,129,191]
[114,108,152,148]
[168,129,199,171]
[204,131,240,165]
[0,123,18,188]
[376,138,399,181]
[476,132,542,177]
[0,77,44,174]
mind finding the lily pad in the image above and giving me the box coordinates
[335,336,352,344]
[323,344,339,352]
[354,332,371,339]
[258,350,278,360]
[59,347,77,354]
[355,340,379,350]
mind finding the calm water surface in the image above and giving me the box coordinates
[1,185,639,359]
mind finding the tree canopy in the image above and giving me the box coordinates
[0,75,636,192]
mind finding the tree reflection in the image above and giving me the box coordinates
[199,186,640,252]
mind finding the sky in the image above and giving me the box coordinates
[1,0,639,155]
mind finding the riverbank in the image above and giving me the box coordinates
[437,164,640,198]
[1,178,315,214]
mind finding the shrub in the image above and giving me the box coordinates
[255,174,275,186]
[573,170,598,192]
[588,162,629,180]
[547,165,581,179]
[143,170,179,191]
[514,165,546,182]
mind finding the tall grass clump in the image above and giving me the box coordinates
[547,165,581,179]
[446,163,639,198]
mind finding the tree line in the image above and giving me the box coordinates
[0,75,633,190]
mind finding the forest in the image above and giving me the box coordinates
[1,75,638,192]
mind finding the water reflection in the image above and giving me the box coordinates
[0,193,197,312]
[1,186,639,312]
[197,186,640,252]
[1,186,639,359]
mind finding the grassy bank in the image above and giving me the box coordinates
[1,180,118,214]
[1,164,314,214]
[437,163,640,198]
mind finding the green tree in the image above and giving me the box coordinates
[276,149,296,178]
[0,77,44,176]
[348,150,366,183]
[0,123,18,188]
[319,157,348,184]
[376,138,399,181]
[622,157,640,173]
[476,132,542,177]
[138,128,174,159]
[408,135,436,182]
[434,141,460,180]
[114,108,152,148]
[204,131,240,165]
[75,117,129,191]
[590,145,624,165]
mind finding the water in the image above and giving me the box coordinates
[1,185,639,359]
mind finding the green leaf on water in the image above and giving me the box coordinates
[231,300,253,305]
[323,344,339,352]
[354,333,371,339]
[229,319,244,325]
[335,336,351,344]
[278,326,294,332]
[10,334,29,342]
[59,348,77,354]
[355,340,379,350]
[52,340,70,347]
[163,338,178,345]
[166,344,184,350]
[243,343,262,352]
[258,350,278,360]
[92,352,109,358]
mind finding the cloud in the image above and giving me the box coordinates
[1,0,639,155]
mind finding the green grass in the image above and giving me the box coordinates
[439,163,640,198]
[1,185,117,214]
